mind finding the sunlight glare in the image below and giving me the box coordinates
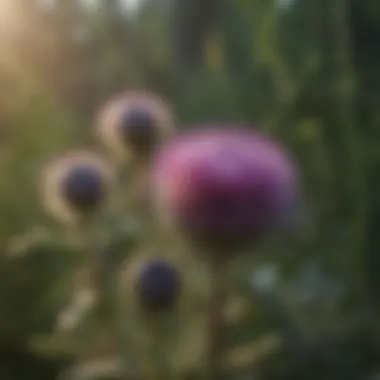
[0,0,21,50]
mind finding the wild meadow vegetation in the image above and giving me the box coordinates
[0,0,380,379]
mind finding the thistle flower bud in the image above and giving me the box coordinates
[132,258,181,313]
[42,150,115,224]
[151,125,300,252]
[96,91,174,164]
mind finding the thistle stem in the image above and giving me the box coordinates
[205,255,229,380]
[143,315,173,380]
[76,219,117,354]
[77,220,102,301]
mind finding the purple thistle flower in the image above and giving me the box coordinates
[151,125,300,251]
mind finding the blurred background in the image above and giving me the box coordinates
[1,0,380,379]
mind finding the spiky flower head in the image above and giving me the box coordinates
[42,150,115,224]
[134,258,181,313]
[151,125,300,252]
[123,253,182,314]
[96,91,174,164]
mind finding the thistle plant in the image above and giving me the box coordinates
[150,125,299,379]
[39,91,301,380]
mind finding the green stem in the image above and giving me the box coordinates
[75,219,119,355]
[119,315,145,379]
[205,255,229,380]
[144,315,173,380]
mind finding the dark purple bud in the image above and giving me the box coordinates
[96,91,174,163]
[120,106,158,153]
[42,151,115,224]
[61,165,105,213]
[135,259,181,313]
